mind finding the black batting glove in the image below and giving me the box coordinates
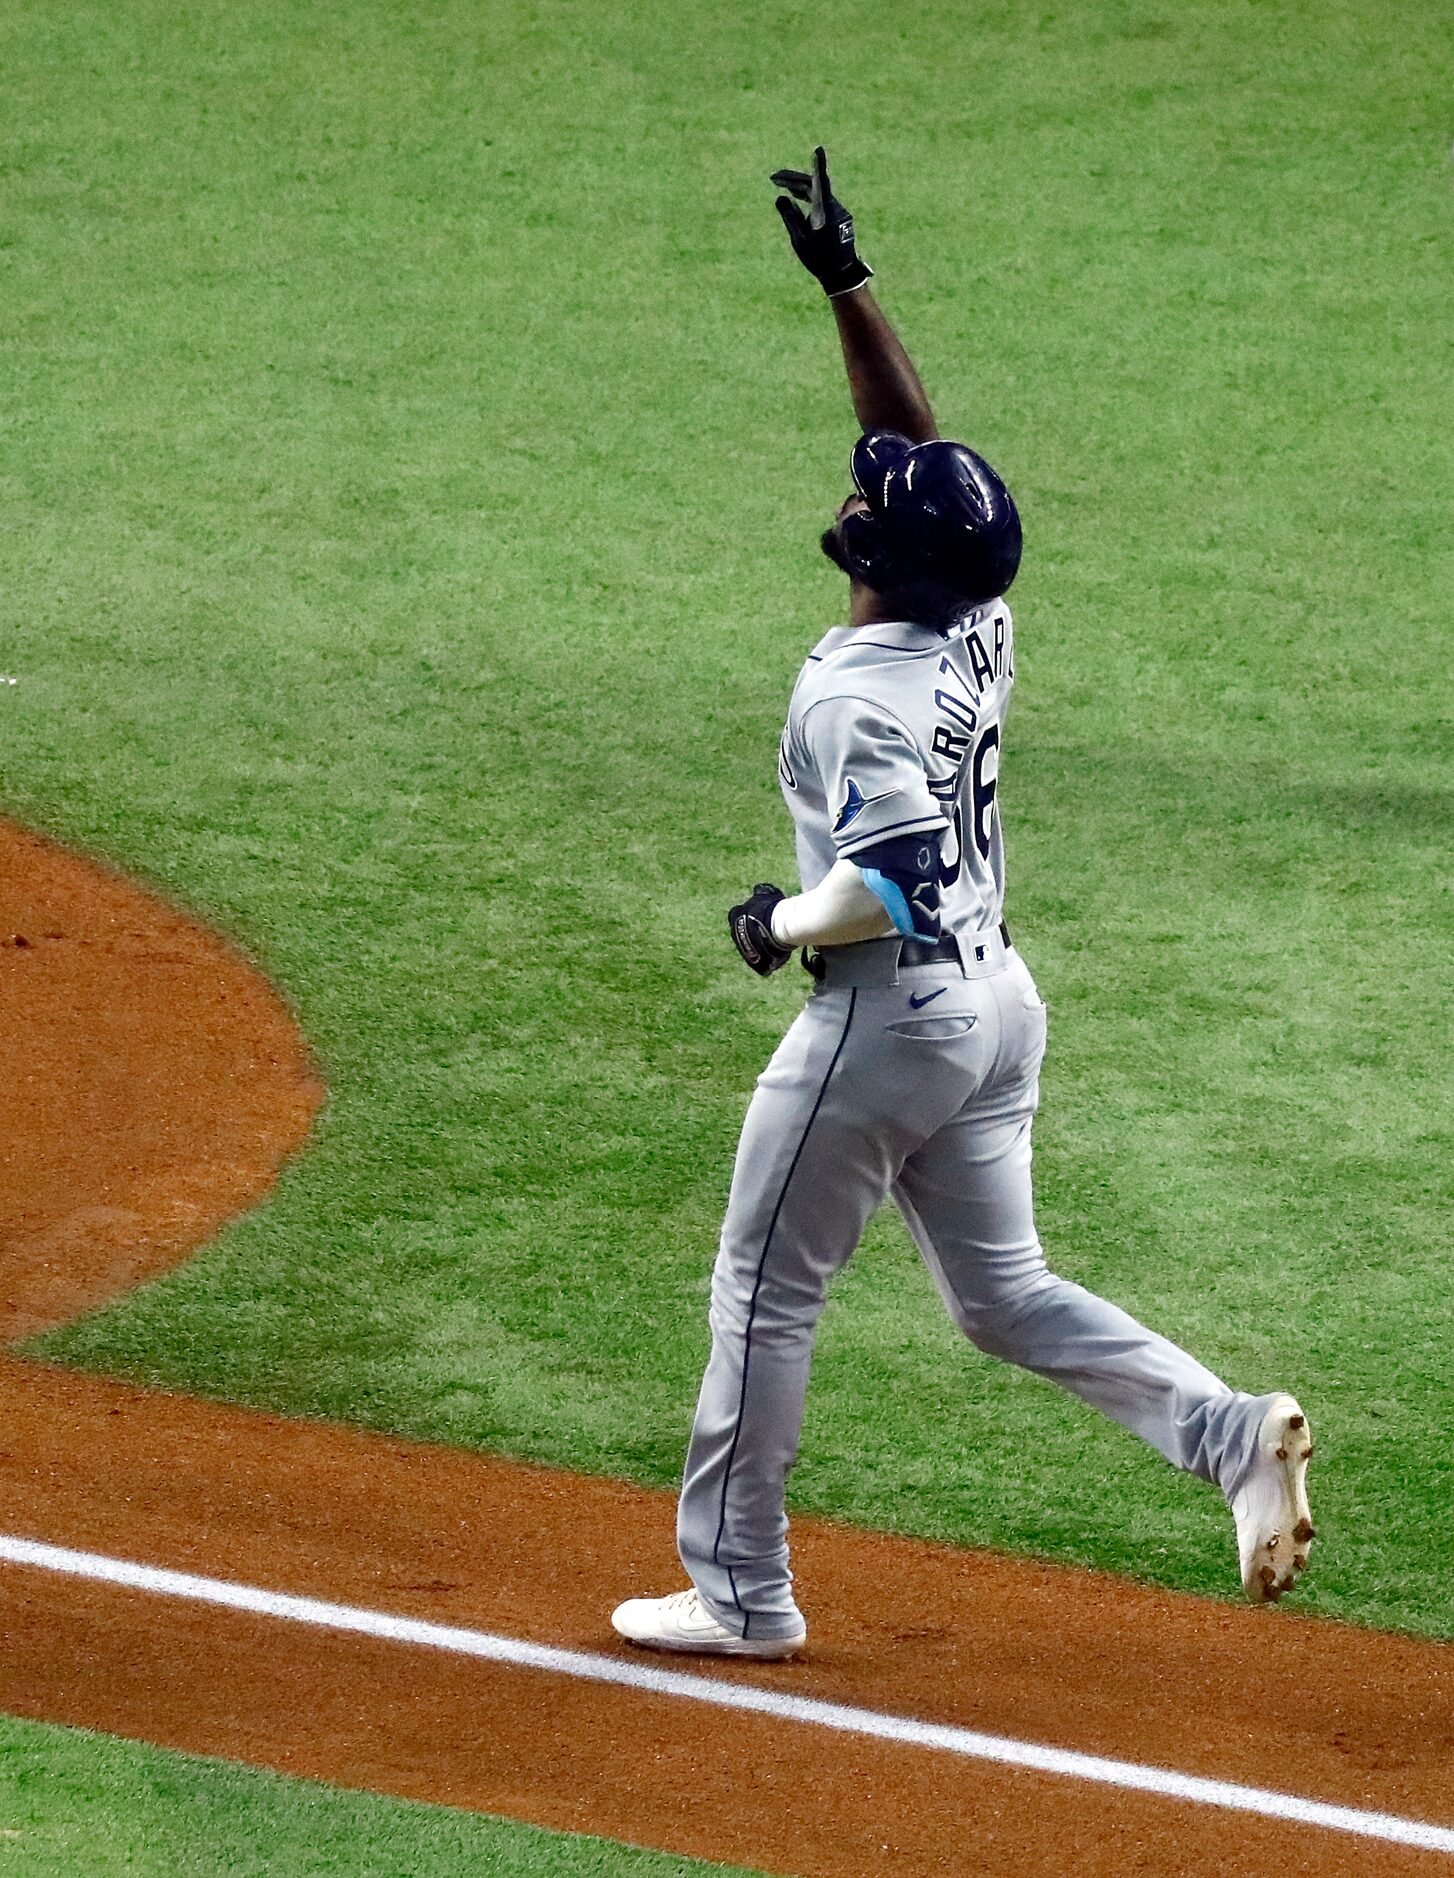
[728,883,794,977]
[770,146,873,298]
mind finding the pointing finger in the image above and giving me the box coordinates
[809,145,827,229]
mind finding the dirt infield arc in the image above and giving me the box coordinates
[0,821,323,1340]
[2,817,1453,1877]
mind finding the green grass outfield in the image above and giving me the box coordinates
[2,0,1451,1868]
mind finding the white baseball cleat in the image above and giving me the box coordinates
[611,1587,806,1660]
[1230,1394,1315,1603]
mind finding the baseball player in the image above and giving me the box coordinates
[612,150,1314,1660]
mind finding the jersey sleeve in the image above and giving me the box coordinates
[799,693,949,860]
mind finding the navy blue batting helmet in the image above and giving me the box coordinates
[838,430,1022,611]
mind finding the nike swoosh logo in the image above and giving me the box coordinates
[908,987,948,1009]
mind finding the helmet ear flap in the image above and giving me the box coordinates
[838,508,896,589]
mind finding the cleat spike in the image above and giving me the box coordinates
[1288,1414,1305,1430]
[1293,1519,1315,1543]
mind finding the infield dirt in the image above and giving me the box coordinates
[0,820,322,1340]
[2,818,1452,1876]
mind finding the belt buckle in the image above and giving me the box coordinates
[900,934,955,971]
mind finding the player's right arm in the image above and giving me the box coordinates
[725,690,949,973]
[771,147,938,444]
[769,834,942,949]
[728,833,944,976]
[768,690,947,948]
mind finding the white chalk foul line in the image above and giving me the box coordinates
[2,1532,1451,1856]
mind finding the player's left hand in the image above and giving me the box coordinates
[770,146,873,298]
[728,883,794,976]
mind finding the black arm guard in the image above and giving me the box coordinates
[853,830,943,941]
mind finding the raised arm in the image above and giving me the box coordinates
[771,147,938,444]
[830,288,938,444]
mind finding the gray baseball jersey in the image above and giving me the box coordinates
[673,605,1272,1644]
[777,604,1012,931]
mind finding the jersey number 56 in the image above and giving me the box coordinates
[931,723,999,888]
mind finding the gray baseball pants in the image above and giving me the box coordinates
[677,931,1270,1642]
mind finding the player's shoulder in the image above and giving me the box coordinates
[792,621,936,712]
[794,603,1013,711]
[808,619,940,669]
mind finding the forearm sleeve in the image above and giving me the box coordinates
[768,859,896,949]
[769,826,944,949]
